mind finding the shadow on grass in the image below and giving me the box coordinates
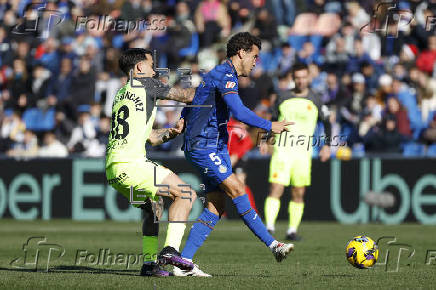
[0,265,139,276]
[321,274,355,277]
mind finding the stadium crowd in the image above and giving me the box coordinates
[0,0,435,158]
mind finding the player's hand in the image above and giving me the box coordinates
[271,120,294,134]
[319,145,331,162]
[168,118,185,138]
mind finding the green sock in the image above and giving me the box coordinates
[264,197,280,230]
[142,236,158,263]
[288,201,304,233]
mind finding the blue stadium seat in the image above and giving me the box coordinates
[288,35,307,52]
[426,144,436,157]
[22,108,39,130]
[179,33,199,57]
[22,108,55,131]
[402,142,426,157]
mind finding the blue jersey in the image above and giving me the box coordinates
[182,59,271,151]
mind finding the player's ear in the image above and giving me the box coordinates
[238,49,244,59]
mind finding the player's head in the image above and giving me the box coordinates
[119,48,154,78]
[227,32,261,77]
[291,63,310,92]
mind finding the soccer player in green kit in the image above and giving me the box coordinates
[264,63,331,241]
[106,48,197,276]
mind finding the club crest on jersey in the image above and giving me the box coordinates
[225,81,236,89]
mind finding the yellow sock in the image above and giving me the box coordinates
[164,223,186,252]
[264,197,280,230]
[288,201,304,233]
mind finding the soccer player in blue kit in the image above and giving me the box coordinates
[174,32,294,276]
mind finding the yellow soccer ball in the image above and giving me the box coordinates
[345,235,379,269]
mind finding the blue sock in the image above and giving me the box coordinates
[233,194,275,247]
[181,208,219,259]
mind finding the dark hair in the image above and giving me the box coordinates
[291,63,309,75]
[118,48,153,76]
[226,32,261,58]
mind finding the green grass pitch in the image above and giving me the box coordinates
[0,220,434,289]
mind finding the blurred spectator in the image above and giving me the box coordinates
[361,61,379,95]
[38,131,68,157]
[416,35,436,74]
[253,8,278,46]
[325,36,349,73]
[47,58,73,103]
[0,110,25,152]
[53,111,74,144]
[359,95,382,137]
[375,74,393,106]
[385,97,412,138]
[8,59,30,109]
[67,111,96,154]
[269,0,296,26]
[277,43,296,74]
[239,76,260,111]
[322,72,348,105]
[251,65,275,105]
[363,115,405,153]
[422,115,436,145]
[194,0,230,47]
[7,129,38,157]
[309,63,326,94]
[346,39,372,74]
[70,56,96,112]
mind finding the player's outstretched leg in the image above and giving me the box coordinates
[155,173,196,271]
[176,192,224,276]
[140,198,173,277]
[221,174,294,262]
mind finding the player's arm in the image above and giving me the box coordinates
[147,119,185,146]
[218,77,291,133]
[166,87,195,103]
[139,78,194,103]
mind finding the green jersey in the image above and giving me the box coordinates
[272,88,330,153]
[105,77,169,165]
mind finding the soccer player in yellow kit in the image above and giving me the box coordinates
[106,48,196,276]
[264,63,331,241]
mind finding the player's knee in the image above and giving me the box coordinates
[228,185,245,199]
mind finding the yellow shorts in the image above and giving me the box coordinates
[106,159,172,207]
[268,150,312,187]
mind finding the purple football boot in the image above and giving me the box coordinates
[140,263,173,277]
[157,246,194,271]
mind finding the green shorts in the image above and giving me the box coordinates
[268,149,312,187]
[106,159,172,207]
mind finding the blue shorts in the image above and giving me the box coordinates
[185,146,233,193]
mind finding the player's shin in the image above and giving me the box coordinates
[264,197,281,231]
[164,223,186,252]
[181,208,219,259]
[233,194,275,247]
[288,201,304,234]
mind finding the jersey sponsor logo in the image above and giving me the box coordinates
[106,138,128,150]
[107,172,128,185]
[225,81,236,89]
[219,165,227,174]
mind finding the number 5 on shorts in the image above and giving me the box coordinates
[209,152,222,165]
